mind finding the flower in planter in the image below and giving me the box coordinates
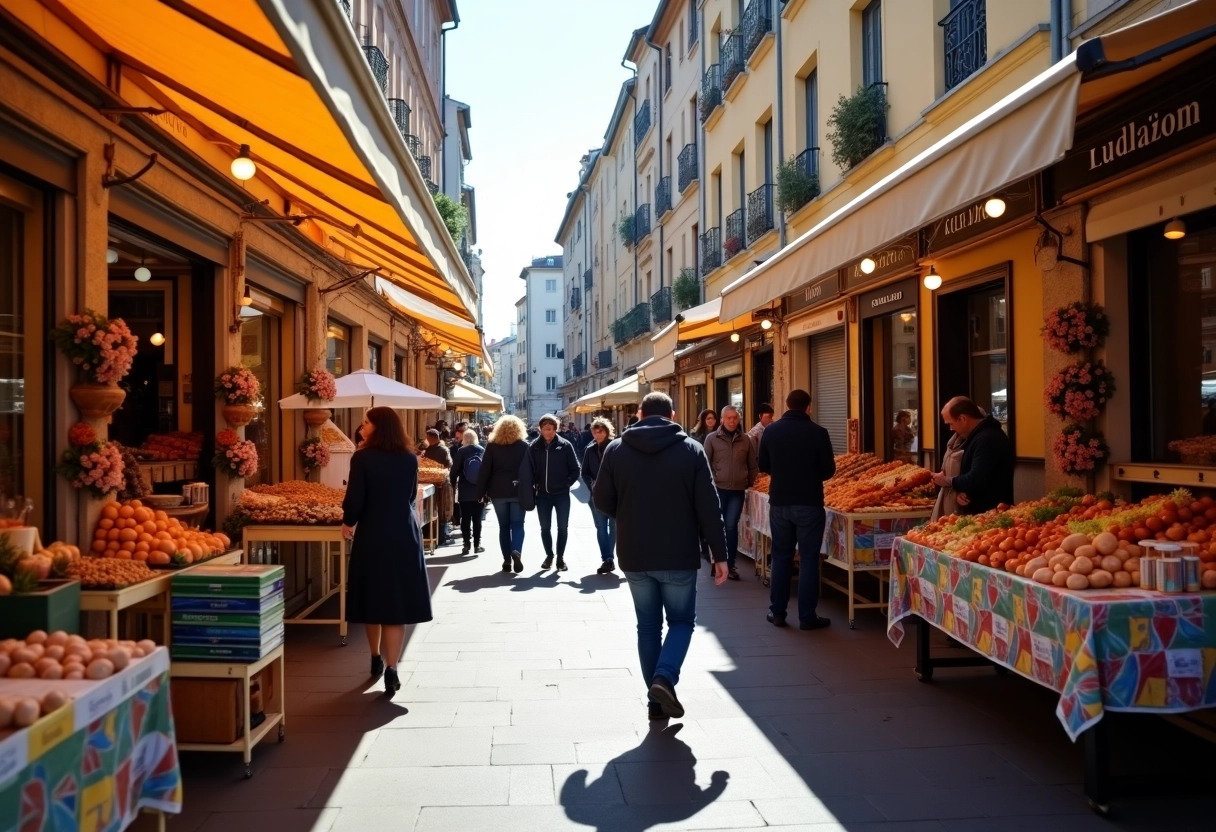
[58,423,125,498]
[723,236,743,257]
[213,365,261,405]
[213,431,259,479]
[50,310,138,384]
[296,368,338,403]
[1044,361,1115,422]
[1053,424,1110,475]
[299,436,331,475]
[68,421,98,448]
[1042,301,1109,354]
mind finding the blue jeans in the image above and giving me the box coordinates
[535,491,571,558]
[769,504,827,623]
[490,498,526,558]
[717,488,745,569]
[624,569,697,690]
[590,505,616,561]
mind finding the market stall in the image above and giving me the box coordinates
[822,508,930,628]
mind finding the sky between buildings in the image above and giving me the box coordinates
[445,0,662,344]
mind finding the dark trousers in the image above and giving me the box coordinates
[769,504,827,623]
[458,500,482,548]
[535,490,571,558]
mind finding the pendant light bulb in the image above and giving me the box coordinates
[106,247,119,264]
[983,197,1007,218]
[760,318,772,330]
[134,254,151,282]
[730,332,740,343]
[231,144,257,181]
[923,266,943,291]
[860,257,876,274]
[1163,217,1187,240]
[149,332,166,347]
[240,285,253,307]
[452,359,463,371]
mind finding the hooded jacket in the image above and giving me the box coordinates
[704,425,759,491]
[593,416,727,570]
[526,434,581,495]
[949,415,1014,514]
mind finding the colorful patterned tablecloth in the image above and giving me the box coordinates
[0,668,182,831]
[887,538,1216,741]
[824,509,928,568]
[738,489,770,558]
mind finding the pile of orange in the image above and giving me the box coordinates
[90,500,231,565]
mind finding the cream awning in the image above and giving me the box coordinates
[719,0,1216,322]
[642,322,680,382]
[4,0,480,355]
[571,374,642,414]
[375,278,487,363]
[446,379,504,412]
[676,297,754,340]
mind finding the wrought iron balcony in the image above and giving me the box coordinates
[404,134,421,160]
[635,204,651,239]
[650,286,673,326]
[584,268,592,290]
[426,180,439,195]
[678,142,698,192]
[699,227,721,276]
[746,184,774,245]
[656,177,672,217]
[741,0,772,60]
[388,98,410,138]
[633,99,652,146]
[940,0,987,92]
[721,32,745,90]
[795,146,819,180]
[724,209,746,260]
[418,155,432,181]
[595,348,613,371]
[572,352,586,379]
[612,303,651,346]
[870,81,889,147]
[362,44,389,94]
[338,0,351,20]
[570,286,581,311]
[700,65,722,123]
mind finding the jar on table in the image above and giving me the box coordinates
[1153,542,1184,593]
[1137,540,1159,589]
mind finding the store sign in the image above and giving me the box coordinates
[713,359,743,378]
[923,177,1036,255]
[788,303,846,339]
[676,337,743,373]
[785,272,841,315]
[683,370,707,387]
[844,234,920,289]
[859,277,919,320]
[1052,63,1216,197]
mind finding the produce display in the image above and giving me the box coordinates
[90,499,230,565]
[0,536,82,594]
[135,431,205,462]
[232,481,345,526]
[1168,435,1216,464]
[906,488,1216,590]
[65,557,159,589]
[823,454,935,512]
[418,456,449,484]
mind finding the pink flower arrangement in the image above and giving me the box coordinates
[57,424,125,497]
[299,436,331,475]
[1043,302,1109,354]
[213,431,259,479]
[50,310,139,384]
[1053,424,1110,474]
[297,368,338,403]
[214,365,261,405]
[1044,361,1116,422]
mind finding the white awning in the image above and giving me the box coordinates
[278,369,444,409]
[445,379,504,411]
[719,0,1216,322]
[642,322,680,382]
[570,374,642,414]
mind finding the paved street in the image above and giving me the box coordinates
[175,488,1215,831]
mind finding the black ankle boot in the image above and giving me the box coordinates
[384,667,401,698]
[370,655,384,679]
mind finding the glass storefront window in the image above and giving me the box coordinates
[969,288,1008,428]
[240,311,276,486]
[369,341,381,375]
[888,309,919,459]
[0,205,24,496]
[326,321,349,377]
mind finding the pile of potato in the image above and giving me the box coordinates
[1023,531,1143,590]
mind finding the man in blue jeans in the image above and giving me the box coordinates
[526,414,582,571]
[594,392,728,720]
[758,389,837,630]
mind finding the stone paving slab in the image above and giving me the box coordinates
[174,505,1216,830]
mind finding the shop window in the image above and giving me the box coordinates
[369,341,382,374]
[0,204,24,497]
[935,272,1010,447]
[1129,208,1216,464]
[109,288,176,448]
[861,286,919,461]
[240,311,277,487]
[326,321,350,376]
[393,352,404,382]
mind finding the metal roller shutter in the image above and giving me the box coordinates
[810,327,847,455]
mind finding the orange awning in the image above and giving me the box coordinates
[4,0,483,357]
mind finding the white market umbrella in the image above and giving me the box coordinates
[278,369,445,410]
[570,374,641,414]
[445,378,504,412]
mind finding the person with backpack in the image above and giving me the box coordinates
[450,429,486,555]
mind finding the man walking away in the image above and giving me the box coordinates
[594,392,728,720]
[703,405,758,581]
[747,403,775,455]
[528,414,581,571]
[758,389,836,630]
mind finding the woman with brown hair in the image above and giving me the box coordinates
[341,407,432,698]
[688,408,718,445]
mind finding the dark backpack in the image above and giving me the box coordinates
[462,451,483,486]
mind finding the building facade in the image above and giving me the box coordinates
[486,333,518,415]
[519,257,565,423]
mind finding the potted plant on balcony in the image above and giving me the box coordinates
[673,268,701,311]
[827,84,889,170]
[50,310,138,422]
[776,156,821,215]
[723,235,744,258]
[618,214,637,250]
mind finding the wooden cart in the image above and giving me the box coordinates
[241,525,348,643]
[820,508,931,628]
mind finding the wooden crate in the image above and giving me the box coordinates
[171,678,243,744]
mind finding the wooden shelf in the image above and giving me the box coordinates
[1110,461,1216,488]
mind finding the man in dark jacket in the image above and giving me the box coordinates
[932,396,1014,514]
[527,413,582,571]
[594,392,728,720]
[758,389,836,631]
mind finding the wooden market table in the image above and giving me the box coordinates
[241,524,347,643]
[821,507,932,628]
[888,537,1216,814]
[79,549,243,641]
[417,483,438,554]
[170,645,286,779]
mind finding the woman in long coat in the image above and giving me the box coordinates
[341,406,432,698]
[475,414,533,574]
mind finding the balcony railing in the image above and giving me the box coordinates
[678,142,698,192]
[656,177,672,217]
[741,0,773,60]
[650,286,673,326]
[724,209,746,259]
[417,155,432,181]
[635,204,651,239]
[940,0,987,92]
[584,268,592,290]
[570,286,581,311]
[699,65,722,123]
[338,0,351,20]
[633,99,652,147]
[612,303,651,346]
[595,348,613,371]
[362,44,389,94]
[699,227,721,276]
[795,146,819,180]
[721,32,745,90]
[404,134,421,160]
[746,184,774,245]
[871,81,889,148]
[572,352,585,379]
[388,98,410,138]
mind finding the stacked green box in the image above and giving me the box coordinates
[170,564,286,661]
